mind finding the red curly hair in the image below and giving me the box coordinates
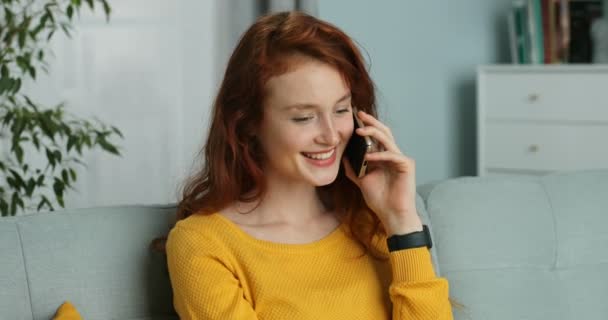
[162,11,386,257]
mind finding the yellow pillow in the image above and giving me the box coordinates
[53,301,82,320]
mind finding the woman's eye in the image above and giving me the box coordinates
[292,116,314,123]
[336,108,350,114]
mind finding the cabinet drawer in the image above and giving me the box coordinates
[484,122,608,171]
[481,71,608,122]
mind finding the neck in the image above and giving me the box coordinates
[235,173,329,226]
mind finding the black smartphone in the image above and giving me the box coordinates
[344,107,377,178]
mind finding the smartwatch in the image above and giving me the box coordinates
[386,225,433,252]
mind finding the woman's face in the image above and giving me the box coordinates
[258,57,354,187]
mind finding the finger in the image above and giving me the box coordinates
[357,110,394,140]
[341,157,361,186]
[356,126,401,154]
[364,151,414,174]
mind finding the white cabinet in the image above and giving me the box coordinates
[477,65,608,177]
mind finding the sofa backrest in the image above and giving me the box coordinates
[420,169,608,320]
[0,205,177,320]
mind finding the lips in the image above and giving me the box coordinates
[302,148,335,160]
[301,148,337,167]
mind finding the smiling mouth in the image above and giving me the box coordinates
[301,148,336,160]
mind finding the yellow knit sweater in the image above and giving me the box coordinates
[166,213,453,319]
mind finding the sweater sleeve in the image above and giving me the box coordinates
[166,224,259,320]
[388,247,453,320]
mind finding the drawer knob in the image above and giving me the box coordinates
[528,144,540,152]
[527,93,540,103]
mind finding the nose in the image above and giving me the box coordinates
[316,115,340,146]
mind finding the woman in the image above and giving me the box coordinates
[165,11,453,319]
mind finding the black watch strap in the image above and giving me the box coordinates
[386,225,433,252]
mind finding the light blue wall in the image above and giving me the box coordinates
[319,1,513,184]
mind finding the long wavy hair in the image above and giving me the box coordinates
[154,11,386,258]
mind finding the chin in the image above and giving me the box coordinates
[309,167,341,186]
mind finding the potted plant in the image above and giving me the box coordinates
[0,0,122,216]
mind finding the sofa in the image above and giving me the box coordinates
[2,169,607,319]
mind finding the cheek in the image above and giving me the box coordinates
[337,116,354,139]
[264,129,312,157]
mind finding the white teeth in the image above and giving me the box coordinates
[303,149,334,160]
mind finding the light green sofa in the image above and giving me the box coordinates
[1,169,607,319]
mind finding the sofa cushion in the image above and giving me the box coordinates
[0,220,33,320]
[16,205,177,320]
[415,193,442,275]
[421,169,608,320]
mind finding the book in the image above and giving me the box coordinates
[527,0,545,63]
[513,0,530,64]
[558,0,571,62]
[568,0,603,62]
[541,0,554,63]
[508,11,520,63]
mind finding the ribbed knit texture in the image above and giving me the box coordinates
[166,213,453,319]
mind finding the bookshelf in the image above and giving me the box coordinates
[507,0,605,64]
[476,64,608,177]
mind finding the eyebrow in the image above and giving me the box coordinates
[282,92,351,111]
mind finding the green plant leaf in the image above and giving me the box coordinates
[4,8,14,26]
[2,110,13,126]
[0,198,9,217]
[14,144,24,164]
[47,29,55,41]
[67,5,74,19]
[1,65,8,77]
[9,169,26,191]
[53,150,62,163]
[0,76,11,94]
[18,29,26,48]
[45,7,55,23]
[26,178,36,197]
[102,0,111,19]
[97,136,120,155]
[53,177,64,198]
[111,126,124,138]
[60,23,71,38]
[11,116,26,140]
[45,147,56,168]
[24,96,40,111]
[67,135,76,152]
[12,78,22,94]
[62,169,69,184]
[37,198,46,211]
[32,133,40,150]
[33,14,49,37]
[37,195,53,211]
[10,192,19,215]
[57,196,65,208]
[7,177,17,190]
[28,66,36,80]
[39,113,56,141]
[36,174,45,186]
